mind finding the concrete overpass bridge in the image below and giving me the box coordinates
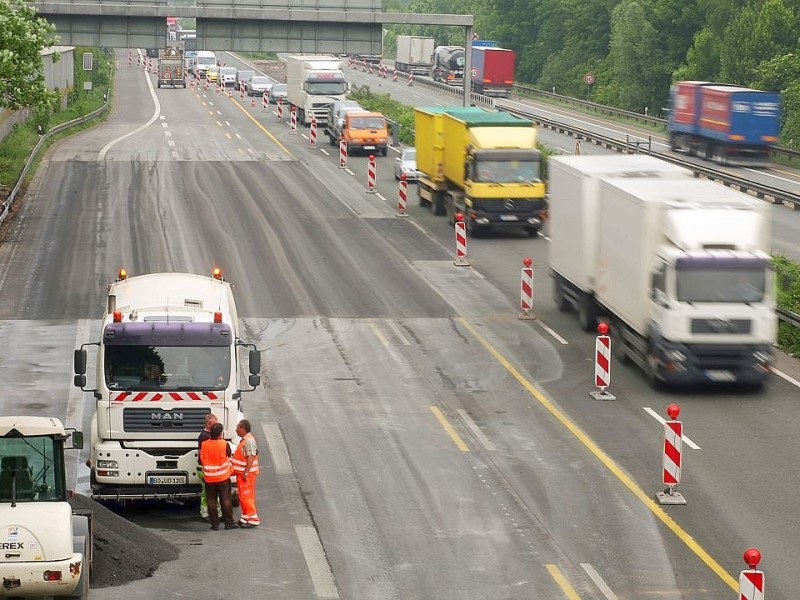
[30,0,473,55]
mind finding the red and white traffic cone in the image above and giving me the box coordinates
[251,97,256,107]
[392,68,398,82]
[290,106,298,133]
[240,85,245,100]
[128,52,132,67]
[227,88,232,99]
[656,404,686,504]
[339,139,348,168]
[396,173,409,217]
[454,213,469,266]
[137,55,141,67]
[366,154,377,193]
[277,97,284,120]
[407,73,414,86]
[262,92,269,111]
[368,62,374,75]
[362,60,367,72]
[590,322,615,400]
[519,257,535,319]
[309,115,317,148]
[739,549,765,600]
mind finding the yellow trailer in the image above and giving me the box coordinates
[414,107,546,235]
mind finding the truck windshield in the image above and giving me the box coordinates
[474,159,541,183]
[196,56,215,67]
[307,81,347,95]
[105,345,231,391]
[350,117,385,129]
[676,264,766,303]
[0,435,65,503]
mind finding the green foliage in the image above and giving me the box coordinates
[0,0,59,111]
[348,85,416,145]
[773,255,800,355]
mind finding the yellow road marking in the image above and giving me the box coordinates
[458,318,738,591]
[368,321,389,347]
[545,564,581,600]
[430,406,469,452]
[227,96,295,158]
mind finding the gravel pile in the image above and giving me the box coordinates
[69,494,179,588]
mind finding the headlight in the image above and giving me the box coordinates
[97,460,118,469]
[663,350,686,362]
[753,351,771,364]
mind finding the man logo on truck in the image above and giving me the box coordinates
[151,412,184,420]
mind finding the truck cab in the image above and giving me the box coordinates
[338,112,389,156]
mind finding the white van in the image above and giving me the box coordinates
[193,51,216,77]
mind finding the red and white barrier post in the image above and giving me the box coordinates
[277,97,284,120]
[396,173,409,217]
[589,323,615,400]
[656,404,686,504]
[366,154,377,193]
[454,213,469,266]
[240,83,245,99]
[262,91,269,111]
[339,139,348,169]
[519,257,535,320]
[392,68,398,82]
[407,73,414,86]
[309,115,318,148]
[739,548,765,600]
[290,106,298,133]
[128,52,132,67]
[368,62,374,75]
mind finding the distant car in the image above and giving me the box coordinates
[219,67,238,87]
[236,69,255,90]
[395,147,420,180]
[268,83,288,104]
[205,66,220,83]
[248,76,274,97]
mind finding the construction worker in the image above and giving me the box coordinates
[197,413,220,522]
[232,419,260,528]
[199,422,238,530]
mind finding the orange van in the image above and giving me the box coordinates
[341,112,389,156]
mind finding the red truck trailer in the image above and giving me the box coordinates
[470,47,515,97]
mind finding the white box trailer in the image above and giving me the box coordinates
[395,36,435,75]
[549,155,776,388]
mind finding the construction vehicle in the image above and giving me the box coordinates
[73,268,261,501]
[283,55,348,126]
[157,45,186,89]
[329,111,389,156]
[395,36,435,75]
[470,47,515,97]
[0,416,92,599]
[431,46,465,86]
[549,155,776,388]
[415,106,546,236]
[668,81,780,166]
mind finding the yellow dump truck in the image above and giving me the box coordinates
[415,107,547,236]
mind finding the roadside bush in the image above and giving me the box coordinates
[773,255,800,355]
[348,85,415,146]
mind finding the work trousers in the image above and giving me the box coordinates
[205,478,235,528]
[238,473,260,525]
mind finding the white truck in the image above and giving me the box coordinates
[395,36,435,75]
[283,55,348,126]
[73,269,261,501]
[549,155,776,388]
[0,416,92,599]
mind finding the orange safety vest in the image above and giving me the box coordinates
[200,439,233,483]
[232,433,260,475]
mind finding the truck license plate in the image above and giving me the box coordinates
[705,370,736,382]
[500,215,518,221]
[148,475,186,485]
[363,145,375,150]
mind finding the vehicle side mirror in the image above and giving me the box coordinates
[249,349,261,375]
[74,374,87,388]
[249,374,261,388]
[74,349,87,375]
[70,431,84,450]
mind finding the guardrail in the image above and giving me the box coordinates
[777,307,800,328]
[0,92,111,227]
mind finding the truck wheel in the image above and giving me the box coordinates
[645,353,663,390]
[524,225,539,237]
[552,278,570,312]
[418,186,431,207]
[432,194,446,216]
[577,295,597,332]
[612,321,631,365]
[381,147,388,157]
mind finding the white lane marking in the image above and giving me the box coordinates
[772,367,800,388]
[344,168,355,176]
[643,407,701,449]
[301,134,309,140]
[235,133,242,139]
[167,140,175,147]
[390,146,401,154]
[386,320,410,346]
[456,409,496,451]
[261,422,293,475]
[208,101,214,106]
[159,115,165,120]
[217,110,222,115]
[536,320,568,345]
[161,122,168,128]
[319,148,330,156]
[225,120,231,127]
[98,70,160,160]
[580,563,620,600]
[65,320,92,492]
[171,150,179,159]
[375,193,387,202]
[295,525,340,599]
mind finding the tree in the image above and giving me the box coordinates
[0,0,58,111]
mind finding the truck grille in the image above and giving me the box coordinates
[690,318,751,334]
[123,407,209,432]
